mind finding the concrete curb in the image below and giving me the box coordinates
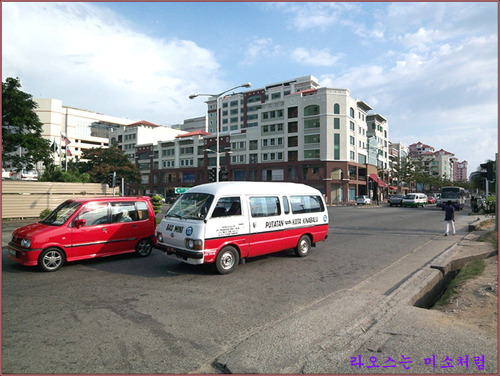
[390,236,497,308]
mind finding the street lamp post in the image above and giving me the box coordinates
[189,82,251,182]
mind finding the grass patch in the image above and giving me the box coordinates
[478,230,498,249]
[434,259,486,307]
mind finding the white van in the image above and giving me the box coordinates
[155,182,329,274]
[402,193,427,208]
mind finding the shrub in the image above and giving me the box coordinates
[40,208,51,219]
[151,195,163,214]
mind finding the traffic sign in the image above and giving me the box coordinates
[175,187,189,194]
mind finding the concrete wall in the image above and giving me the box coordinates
[1,181,118,219]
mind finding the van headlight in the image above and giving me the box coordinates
[157,232,163,243]
[20,239,31,248]
[185,238,203,250]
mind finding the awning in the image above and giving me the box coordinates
[389,186,397,190]
[369,174,387,188]
[377,179,387,188]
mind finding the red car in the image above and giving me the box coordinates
[8,196,156,272]
[427,195,437,204]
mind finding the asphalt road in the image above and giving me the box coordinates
[1,204,469,373]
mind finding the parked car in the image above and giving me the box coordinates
[389,194,404,206]
[8,196,156,272]
[356,195,372,205]
[11,169,38,180]
[402,193,427,208]
[2,168,13,179]
[427,195,437,204]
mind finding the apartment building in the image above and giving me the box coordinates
[388,142,410,191]
[421,149,455,180]
[409,142,464,182]
[136,75,391,204]
[409,142,434,158]
[453,160,468,181]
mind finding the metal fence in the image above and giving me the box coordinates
[1,181,118,219]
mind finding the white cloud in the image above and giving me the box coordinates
[267,2,360,31]
[291,48,342,67]
[242,38,281,65]
[2,2,224,125]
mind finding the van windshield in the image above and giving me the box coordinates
[166,193,214,220]
[40,201,82,226]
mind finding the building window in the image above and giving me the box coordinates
[288,106,298,118]
[288,136,298,147]
[334,118,340,129]
[350,107,355,118]
[304,105,320,116]
[334,134,340,160]
[271,92,281,100]
[304,118,320,129]
[350,136,355,145]
[334,103,340,114]
[288,121,298,133]
[304,134,320,144]
[350,151,355,160]
[350,121,355,131]
[304,149,320,159]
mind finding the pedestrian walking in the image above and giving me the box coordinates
[444,200,455,236]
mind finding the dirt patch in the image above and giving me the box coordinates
[433,255,497,337]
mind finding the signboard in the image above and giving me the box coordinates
[174,187,189,194]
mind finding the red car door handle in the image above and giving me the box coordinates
[102,228,107,232]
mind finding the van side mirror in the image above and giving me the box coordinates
[75,219,86,228]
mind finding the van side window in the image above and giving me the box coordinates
[283,196,290,214]
[111,202,138,223]
[250,197,281,217]
[290,195,324,214]
[76,202,109,226]
[211,197,241,218]
[136,201,149,220]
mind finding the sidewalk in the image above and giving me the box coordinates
[212,216,498,374]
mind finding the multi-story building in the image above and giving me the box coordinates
[33,98,134,169]
[420,149,455,180]
[388,142,410,192]
[409,142,434,158]
[109,121,186,160]
[171,116,208,133]
[453,160,468,181]
[136,75,391,204]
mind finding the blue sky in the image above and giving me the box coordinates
[2,2,498,173]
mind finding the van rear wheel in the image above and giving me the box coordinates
[215,246,239,274]
[295,235,311,257]
[135,238,153,257]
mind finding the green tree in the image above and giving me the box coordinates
[2,77,51,172]
[40,163,91,183]
[80,146,141,184]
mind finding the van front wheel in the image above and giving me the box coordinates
[295,235,311,257]
[216,246,239,274]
